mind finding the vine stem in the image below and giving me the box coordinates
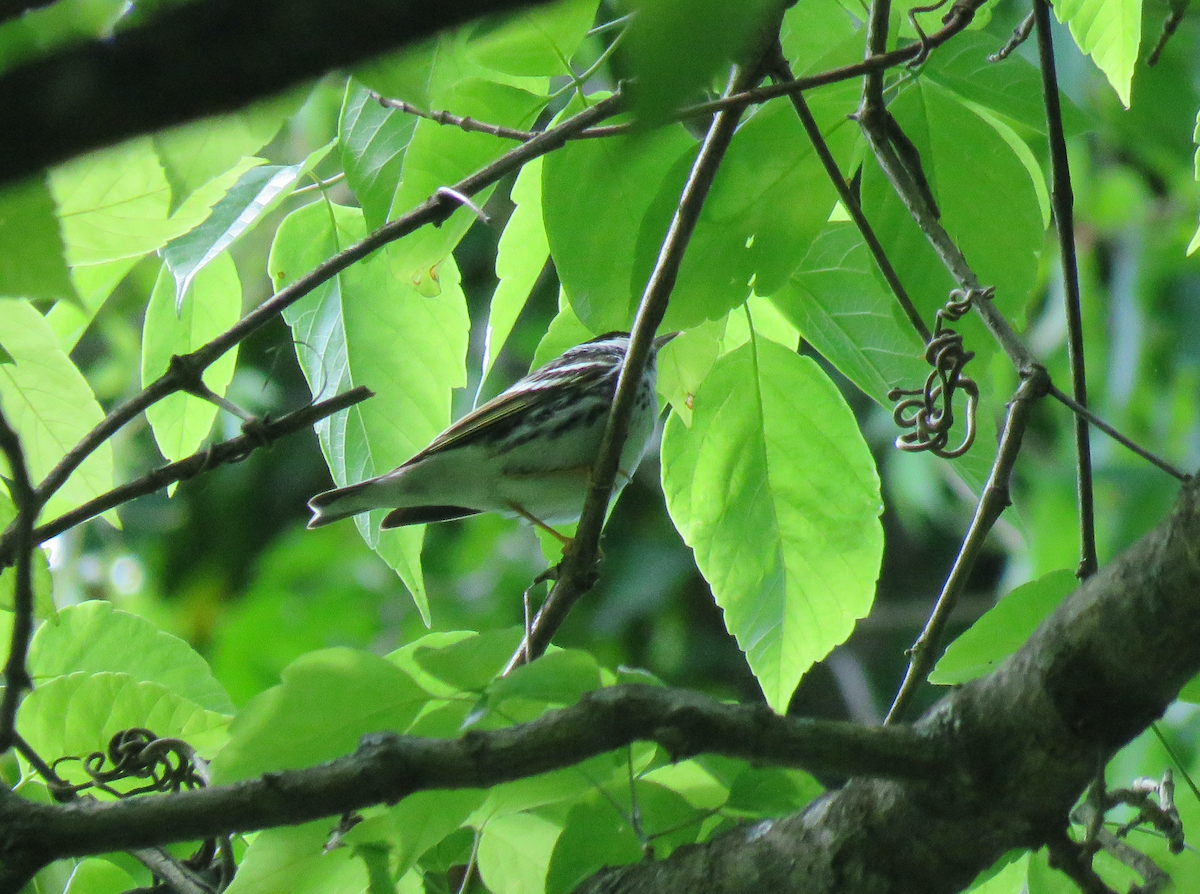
[1034,0,1097,579]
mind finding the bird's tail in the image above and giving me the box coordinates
[307,479,382,529]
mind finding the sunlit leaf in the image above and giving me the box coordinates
[29,600,233,713]
[210,647,430,784]
[466,0,599,76]
[477,810,563,894]
[223,821,367,894]
[662,340,883,710]
[270,201,470,622]
[339,81,417,230]
[0,176,75,303]
[1053,0,1141,107]
[141,254,242,463]
[161,140,332,311]
[0,298,113,522]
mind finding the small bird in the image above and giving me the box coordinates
[307,331,677,542]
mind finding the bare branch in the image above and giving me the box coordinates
[0,387,374,569]
[885,368,1048,723]
[1034,0,1097,580]
[0,684,944,877]
[0,404,37,750]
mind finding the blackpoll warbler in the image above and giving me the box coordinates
[307,331,677,541]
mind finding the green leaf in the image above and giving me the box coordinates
[49,138,174,265]
[271,202,470,622]
[141,254,242,463]
[924,31,1090,136]
[161,140,333,311]
[0,176,75,302]
[153,92,302,211]
[477,810,563,894]
[209,648,430,784]
[620,0,780,120]
[654,318,723,426]
[488,649,603,707]
[223,820,367,894]
[663,82,859,331]
[413,627,525,692]
[0,298,113,522]
[18,672,230,771]
[929,570,1077,685]
[347,789,486,879]
[546,796,642,894]
[338,80,417,230]
[544,102,696,331]
[481,157,549,387]
[661,340,883,710]
[46,257,140,351]
[861,80,1044,324]
[771,222,928,404]
[720,295,800,354]
[465,0,599,76]
[29,600,233,713]
[1053,0,1141,107]
[386,79,547,293]
[725,766,823,816]
[63,858,139,894]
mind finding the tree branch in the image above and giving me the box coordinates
[0,684,943,881]
[573,474,1200,894]
[0,387,374,569]
[0,0,563,185]
[1034,0,1097,580]
[511,58,766,668]
[884,368,1048,723]
[0,405,36,750]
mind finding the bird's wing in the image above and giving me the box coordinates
[404,386,538,463]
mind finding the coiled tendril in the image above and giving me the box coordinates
[887,287,987,459]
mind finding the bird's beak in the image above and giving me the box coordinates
[653,331,681,350]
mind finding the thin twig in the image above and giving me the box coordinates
[1048,386,1188,481]
[1035,0,1097,580]
[0,387,373,568]
[885,368,1050,723]
[22,93,626,519]
[1147,2,1190,66]
[508,60,769,671]
[989,11,1036,62]
[766,45,931,344]
[0,404,37,751]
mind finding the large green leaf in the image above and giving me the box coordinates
[771,222,928,404]
[49,138,174,265]
[465,0,599,76]
[619,0,780,119]
[929,570,1077,685]
[223,820,367,894]
[661,339,883,710]
[153,92,302,211]
[662,81,859,331]
[63,859,139,894]
[270,201,470,622]
[386,79,547,293]
[29,600,233,713]
[0,176,74,302]
[861,80,1045,325]
[338,81,417,230]
[481,157,549,388]
[209,648,430,784]
[18,672,231,772]
[1054,0,1141,107]
[344,789,486,880]
[141,254,242,463]
[544,101,696,332]
[0,298,113,522]
[477,810,563,894]
[161,140,332,311]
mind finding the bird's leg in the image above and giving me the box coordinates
[506,502,573,547]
